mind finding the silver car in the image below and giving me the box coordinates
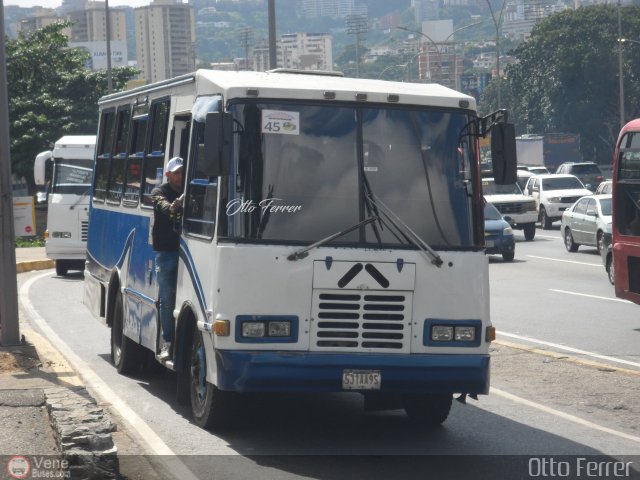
[560,194,612,254]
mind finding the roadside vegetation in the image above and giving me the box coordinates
[7,21,137,190]
[481,5,640,163]
[15,237,44,248]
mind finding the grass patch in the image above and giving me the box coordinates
[15,237,45,248]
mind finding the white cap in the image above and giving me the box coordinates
[166,157,183,173]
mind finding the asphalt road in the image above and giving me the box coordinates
[491,226,639,362]
[17,226,640,479]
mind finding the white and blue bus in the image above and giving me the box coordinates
[84,69,516,429]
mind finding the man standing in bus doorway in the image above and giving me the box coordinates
[151,157,184,359]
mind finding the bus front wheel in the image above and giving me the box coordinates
[189,328,234,430]
[403,393,452,427]
[55,260,68,277]
[110,292,143,374]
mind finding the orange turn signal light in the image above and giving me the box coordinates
[213,319,230,337]
[485,326,496,342]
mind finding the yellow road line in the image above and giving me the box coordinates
[494,339,640,376]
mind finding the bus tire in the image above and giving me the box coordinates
[55,260,68,277]
[607,254,615,285]
[189,328,233,430]
[110,292,143,375]
[523,223,536,241]
[403,393,452,427]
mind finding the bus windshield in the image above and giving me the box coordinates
[224,102,477,249]
[52,158,93,195]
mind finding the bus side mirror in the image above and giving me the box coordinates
[34,150,52,186]
[203,112,233,177]
[491,122,517,185]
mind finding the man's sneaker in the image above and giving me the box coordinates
[159,342,171,359]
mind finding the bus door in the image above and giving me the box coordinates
[178,97,223,327]
[129,98,170,349]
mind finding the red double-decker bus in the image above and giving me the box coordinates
[612,118,640,304]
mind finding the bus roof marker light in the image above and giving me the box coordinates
[324,91,336,100]
[247,88,259,97]
[459,100,470,109]
[355,93,368,101]
[387,94,399,103]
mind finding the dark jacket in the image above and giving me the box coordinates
[151,182,182,251]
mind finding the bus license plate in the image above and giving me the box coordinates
[342,369,381,390]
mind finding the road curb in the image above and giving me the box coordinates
[15,260,55,273]
[18,279,120,478]
[494,338,640,376]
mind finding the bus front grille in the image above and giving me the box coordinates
[310,290,412,353]
[81,221,89,241]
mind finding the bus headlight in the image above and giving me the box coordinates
[426,320,481,346]
[236,316,298,342]
[241,320,292,338]
[268,321,291,337]
[431,325,454,342]
[454,326,476,342]
[51,231,72,238]
[242,322,266,338]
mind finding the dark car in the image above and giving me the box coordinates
[484,201,515,261]
[555,162,604,192]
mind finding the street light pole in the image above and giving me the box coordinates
[0,0,21,346]
[378,64,406,80]
[618,0,625,128]
[618,36,640,127]
[397,21,483,86]
[105,0,112,93]
[268,0,277,70]
[486,0,507,108]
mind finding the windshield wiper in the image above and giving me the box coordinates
[368,193,443,268]
[70,188,91,210]
[287,216,378,261]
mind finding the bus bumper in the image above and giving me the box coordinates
[214,351,490,395]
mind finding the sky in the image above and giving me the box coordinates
[4,0,152,7]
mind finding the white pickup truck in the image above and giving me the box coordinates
[483,178,538,240]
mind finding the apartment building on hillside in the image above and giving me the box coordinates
[252,32,333,73]
[135,0,195,84]
[18,2,128,70]
[17,8,60,34]
[68,1,128,69]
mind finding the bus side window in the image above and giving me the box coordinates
[107,107,131,205]
[123,116,147,206]
[94,109,116,203]
[142,99,170,208]
[184,121,217,239]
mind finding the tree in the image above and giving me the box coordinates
[7,22,138,187]
[482,5,640,164]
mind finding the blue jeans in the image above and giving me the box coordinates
[155,250,178,343]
